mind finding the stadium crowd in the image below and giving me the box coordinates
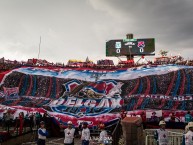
[0,109,51,134]
[1,56,193,73]
[0,108,113,145]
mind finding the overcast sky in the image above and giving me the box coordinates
[0,0,193,64]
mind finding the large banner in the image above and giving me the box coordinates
[1,65,193,127]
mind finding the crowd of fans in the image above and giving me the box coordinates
[0,96,51,107]
[1,71,68,98]
[1,56,193,73]
[0,109,51,135]
[121,68,193,97]
[1,108,114,144]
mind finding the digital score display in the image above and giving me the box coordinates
[106,38,155,56]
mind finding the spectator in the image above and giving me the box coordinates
[59,123,64,134]
[98,123,108,144]
[182,125,190,145]
[169,112,176,122]
[39,112,42,120]
[33,113,36,128]
[29,113,34,130]
[64,121,75,145]
[4,109,13,132]
[154,120,169,145]
[185,124,190,134]
[185,122,193,145]
[78,122,83,136]
[185,111,193,125]
[36,112,41,129]
[150,112,159,122]
[2,113,6,130]
[141,112,146,129]
[25,113,29,120]
[42,112,49,127]
[37,121,48,145]
[81,122,90,145]
[19,112,24,135]
[120,110,127,119]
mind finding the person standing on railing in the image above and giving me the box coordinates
[81,122,90,145]
[64,121,75,145]
[37,121,48,145]
[184,122,193,145]
[154,120,169,145]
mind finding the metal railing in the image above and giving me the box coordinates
[145,129,183,145]
[145,135,183,145]
[144,129,184,136]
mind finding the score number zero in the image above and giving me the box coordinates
[116,47,144,53]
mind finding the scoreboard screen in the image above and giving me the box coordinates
[106,38,155,56]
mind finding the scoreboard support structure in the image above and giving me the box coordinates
[126,34,134,61]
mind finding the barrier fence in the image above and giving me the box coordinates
[145,135,183,145]
[145,129,183,145]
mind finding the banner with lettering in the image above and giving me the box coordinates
[124,96,193,111]
[128,94,193,101]
[48,97,123,117]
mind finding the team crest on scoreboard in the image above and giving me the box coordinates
[115,42,121,49]
[137,41,145,49]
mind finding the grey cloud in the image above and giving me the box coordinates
[89,0,193,51]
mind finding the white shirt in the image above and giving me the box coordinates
[81,128,90,141]
[64,128,75,144]
[185,130,193,145]
[38,128,47,140]
[99,130,107,143]
[156,129,169,145]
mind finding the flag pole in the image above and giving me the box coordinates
[38,36,41,59]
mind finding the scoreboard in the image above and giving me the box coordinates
[106,38,155,56]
